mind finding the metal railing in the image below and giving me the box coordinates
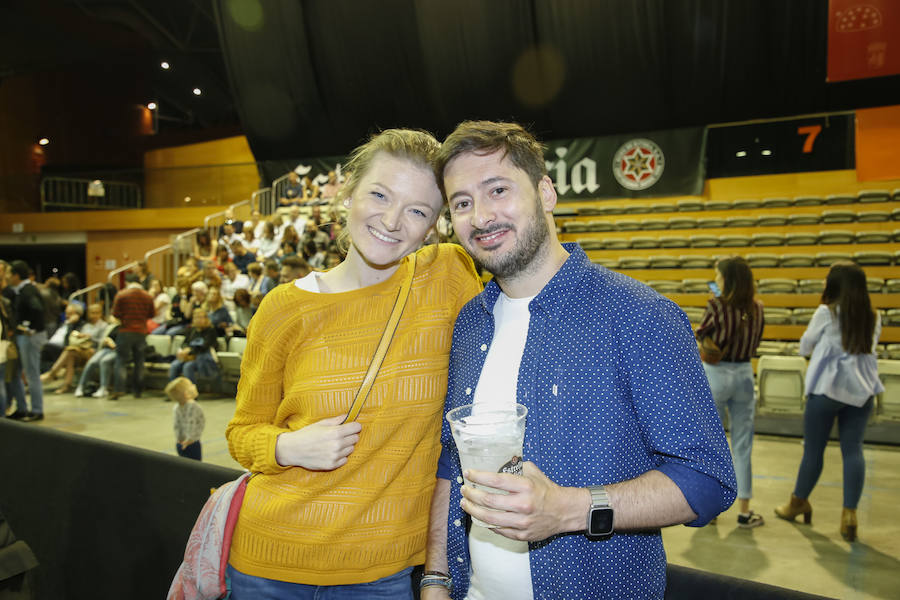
[41,176,142,211]
[172,227,202,280]
[252,187,273,215]
[68,283,113,316]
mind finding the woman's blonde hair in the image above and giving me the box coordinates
[335,128,441,254]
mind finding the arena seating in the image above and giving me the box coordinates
[555,190,900,434]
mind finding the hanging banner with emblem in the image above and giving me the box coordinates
[827,0,900,82]
[545,127,706,200]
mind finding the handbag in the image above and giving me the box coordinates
[167,254,417,600]
[698,337,724,365]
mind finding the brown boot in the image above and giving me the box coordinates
[774,494,812,524]
[840,508,857,542]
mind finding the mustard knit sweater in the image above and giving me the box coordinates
[226,244,481,585]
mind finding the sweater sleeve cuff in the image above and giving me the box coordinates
[248,426,292,474]
[657,463,736,527]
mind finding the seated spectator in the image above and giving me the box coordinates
[320,170,340,201]
[213,245,232,273]
[217,209,244,237]
[279,240,298,262]
[147,279,171,333]
[286,205,307,237]
[41,302,84,370]
[193,231,217,265]
[249,290,264,313]
[176,256,203,286]
[242,222,259,254]
[300,175,320,204]
[219,220,243,256]
[246,262,265,294]
[154,280,189,335]
[167,309,221,384]
[301,220,329,252]
[279,171,303,206]
[302,239,326,270]
[202,260,223,289]
[280,221,301,251]
[256,221,281,260]
[156,280,207,336]
[221,262,250,302]
[133,260,153,290]
[229,289,254,338]
[249,209,266,240]
[280,255,311,283]
[203,286,232,339]
[74,321,119,398]
[231,240,257,274]
[41,303,106,394]
[260,260,280,295]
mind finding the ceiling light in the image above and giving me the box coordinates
[147,102,157,110]
[735,150,747,158]
[761,149,772,156]
[38,138,49,146]
[193,88,202,96]
[161,61,170,70]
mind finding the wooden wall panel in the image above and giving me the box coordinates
[143,136,260,208]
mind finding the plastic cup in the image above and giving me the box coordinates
[446,403,528,527]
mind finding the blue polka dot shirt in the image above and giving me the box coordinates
[437,243,737,599]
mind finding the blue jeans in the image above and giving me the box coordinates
[168,352,219,383]
[793,393,873,509]
[114,332,147,394]
[703,361,755,499]
[176,441,202,460]
[16,331,46,414]
[225,565,413,600]
[78,347,117,390]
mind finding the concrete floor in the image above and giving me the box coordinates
[21,388,900,600]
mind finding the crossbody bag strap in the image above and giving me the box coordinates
[342,253,417,424]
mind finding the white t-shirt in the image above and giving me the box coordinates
[466,291,535,600]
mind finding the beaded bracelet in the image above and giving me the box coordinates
[420,573,453,593]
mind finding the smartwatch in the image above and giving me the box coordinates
[586,485,614,538]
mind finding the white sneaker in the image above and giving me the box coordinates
[92,387,109,398]
[74,387,84,397]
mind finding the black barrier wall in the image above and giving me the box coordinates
[0,420,241,600]
[0,420,833,600]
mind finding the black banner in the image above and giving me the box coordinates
[545,127,707,200]
[706,115,855,178]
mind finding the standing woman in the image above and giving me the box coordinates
[775,262,882,541]
[696,256,765,528]
[225,129,482,598]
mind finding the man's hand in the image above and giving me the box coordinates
[460,461,589,542]
[176,348,191,361]
[274,415,362,470]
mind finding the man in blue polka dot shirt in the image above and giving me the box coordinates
[422,121,737,600]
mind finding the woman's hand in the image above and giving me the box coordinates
[274,415,362,471]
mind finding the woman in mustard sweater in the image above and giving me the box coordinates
[225,129,482,598]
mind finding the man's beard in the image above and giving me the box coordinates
[465,198,550,281]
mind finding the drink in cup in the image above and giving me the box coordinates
[446,403,528,527]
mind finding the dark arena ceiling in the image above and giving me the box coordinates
[3,0,900,161]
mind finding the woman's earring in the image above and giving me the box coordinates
[343,198,350,208]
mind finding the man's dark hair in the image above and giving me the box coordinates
[10,260,30,280]
[435,120,547,196]
[124,273,140,284]
[264,260,279,273]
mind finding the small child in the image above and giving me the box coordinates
[164,377,205,461]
